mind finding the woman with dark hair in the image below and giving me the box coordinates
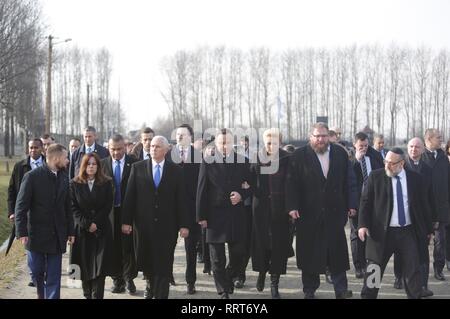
[250,129,294,299]
[70,153,113,299]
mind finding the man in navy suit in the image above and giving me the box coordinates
[70,126,109,179]
[101,134,138,295]
[358,148,433,299]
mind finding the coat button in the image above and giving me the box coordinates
[155,205,158,209]
[154,218,158,222]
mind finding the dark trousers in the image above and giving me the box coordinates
[349,216,366,271]
[145,274,170,299]
[302,271,348,295]
[184,224,201,284]
[433,222,447,272]
[233,205,252,283]
[393,236,430,287]
[111,207,137,286]
[361,226,422,299]
[27,250,62,299]
[209,242,245,295]
[201,228,211,272]
[446,224,450,262]
[82,276,106,299]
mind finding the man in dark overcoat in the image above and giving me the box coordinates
[286,122,354,299]
[122,136,189,299]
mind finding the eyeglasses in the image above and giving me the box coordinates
[383,159,403,166]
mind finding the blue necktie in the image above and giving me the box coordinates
[395,176,406,226]
[154,164,161,188]
[114,160,121,206]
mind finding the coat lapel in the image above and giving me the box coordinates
[306,144,327,183]
[147,159,156,191]
[121,156,132,189]
[385,173,394,225]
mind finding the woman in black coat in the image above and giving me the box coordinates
[250,129,293,299]
[70,152,113,299]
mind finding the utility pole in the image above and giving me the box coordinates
[45,35,53,134]
[44,35,71,134]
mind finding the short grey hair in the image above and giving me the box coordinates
[151,135,170,148]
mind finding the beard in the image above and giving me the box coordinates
[311,142,329,154]
[385,167,400,177]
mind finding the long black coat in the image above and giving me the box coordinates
[101,155,137,238]
[7,156,45,216]
[122,160,189,276]
[69,143,109,179]
[15,166,74,254]
[69,180,113,280]
[422,149,450,223]
[101,155,137,276]
[250,149,293,274]
[196,152,252,243]
[358,169,433,264]
[166,146,201,228]
[286,144,351,274]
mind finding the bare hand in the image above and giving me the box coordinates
[67,236,75,245]
[88,223,97,233]
[198,220,208,229]
[348,209,357,218]
[19,236,28,245]
[230,192,242,205]
[241,181,250,189]
[289,210,300,219]
[358,228,369,242]
[9,214,15,222]
[179,228,189,238]
[122,224,132,235]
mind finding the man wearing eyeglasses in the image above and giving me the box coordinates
[286,122,355,299]
[358,148,433,299]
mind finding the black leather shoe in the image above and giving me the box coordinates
[126,280,136,294]
[111,285,126,293]
[220,293,230,299]
[336,290,353,299]
[234,279,244,289]
[420,287,434,298]
[144,288,153,299]
[170,275,176,286]
[434,269,446,281]
[393,277,403,289]
[304,292,315,299]
[355,269,364,279]
[203,268,211,275]
[28,281,35,287]
[256,272,266,292]
[187,283,196,295]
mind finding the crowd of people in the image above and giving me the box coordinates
[6,123,450,299]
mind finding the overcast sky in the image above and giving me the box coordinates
[41,0,450,129]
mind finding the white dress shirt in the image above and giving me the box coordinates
[88,179,95,191]
[143,149,151,160]
[152,159,165,181]
[30,156,43,170]
[85,143,96,154]
[112,155,126,181]
[316,146,330,178]
[390,169,411,227]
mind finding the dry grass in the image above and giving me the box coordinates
[0,240,26,289]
